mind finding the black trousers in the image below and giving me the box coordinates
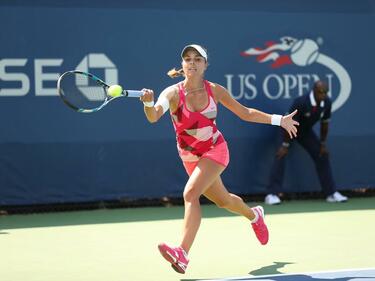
[268,130,336,196]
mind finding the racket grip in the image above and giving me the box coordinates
[124,90,143,98]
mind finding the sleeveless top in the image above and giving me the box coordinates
[170,80,223,162]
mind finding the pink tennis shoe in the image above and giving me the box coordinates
[251,205,269,245]
[158,206,267,274]
[158,243,189,274]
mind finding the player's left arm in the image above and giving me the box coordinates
[213,83,299,138]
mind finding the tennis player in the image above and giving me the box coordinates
[140,44,299,274]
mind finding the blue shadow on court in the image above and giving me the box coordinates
[249,261,295,276]
[181,268,375,281]
[242,275,375,281]
[182,275,375,281]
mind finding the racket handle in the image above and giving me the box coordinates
[124,90,143,98]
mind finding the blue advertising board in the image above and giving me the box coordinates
[1,0,374,205]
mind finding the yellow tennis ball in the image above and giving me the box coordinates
[108,85,123,97]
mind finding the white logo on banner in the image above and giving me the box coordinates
[226,36,352,111]
[75,54,118,101]
[0,53,117,97]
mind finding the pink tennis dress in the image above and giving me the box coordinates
[170,80,230,175]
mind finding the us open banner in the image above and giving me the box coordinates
[1,0,374,205]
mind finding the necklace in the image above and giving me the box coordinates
[184,85,205,95]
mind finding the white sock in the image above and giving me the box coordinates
[250,208,259,223]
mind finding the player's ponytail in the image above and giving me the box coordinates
[167,68,184,78]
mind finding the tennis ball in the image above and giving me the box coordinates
[108,85,123,97]
[290,39,319,66]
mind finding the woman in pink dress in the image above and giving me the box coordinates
[140,44,299,274]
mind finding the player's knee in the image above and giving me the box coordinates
[183,186,200,203]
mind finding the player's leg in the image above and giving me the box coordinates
[203,178,269,245]
[158,158,225,273]
[203,177,254,219]
[180,157,226,253]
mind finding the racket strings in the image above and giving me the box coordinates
[59,73,108,110]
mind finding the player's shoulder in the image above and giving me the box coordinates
[166,83,180,91]
[163,83,180,96]
[206,81,227,93]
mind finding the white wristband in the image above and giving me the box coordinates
[143,101,155,107]
[271,114,282,126]
[155,96,170,114]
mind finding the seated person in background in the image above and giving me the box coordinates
[265,80,348,205]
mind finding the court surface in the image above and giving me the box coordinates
[1,197,375,281]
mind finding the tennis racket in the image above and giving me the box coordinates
[57,70,143,113]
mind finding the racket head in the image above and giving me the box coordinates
[57,70,113,113]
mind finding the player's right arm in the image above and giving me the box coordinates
[282,99,301,144]
[276,99,301,158]
[141,85,178,123]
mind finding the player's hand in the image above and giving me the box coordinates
[319,143,329,156]
[276,146,289,159]
[281,110,299,139]
[140,88,155,103]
